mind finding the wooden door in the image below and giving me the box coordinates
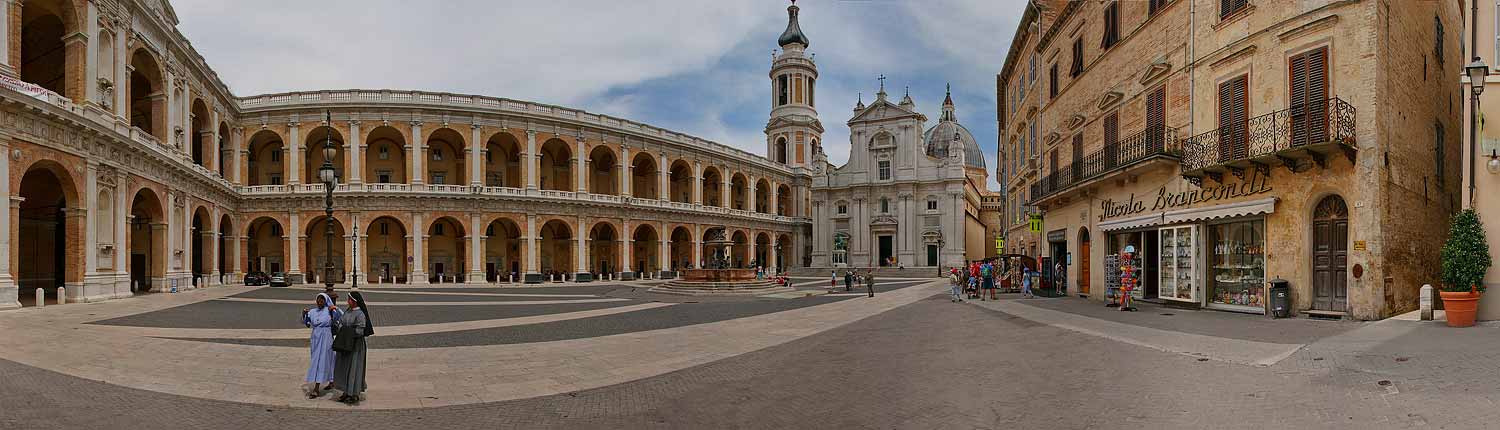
[1079,229,1091,295]
[1312,196,1349,311]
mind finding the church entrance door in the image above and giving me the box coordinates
[926,244,938,266]
[878,236,893,266]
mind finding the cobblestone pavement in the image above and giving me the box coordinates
[5,286,1500,429]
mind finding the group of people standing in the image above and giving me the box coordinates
[948,259,1035,302]
[831,269,878,297]
[303,289,374,405]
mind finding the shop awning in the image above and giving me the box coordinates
[1098,212,1165,232]
[1161,197,1277,224]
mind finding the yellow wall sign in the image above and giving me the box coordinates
[1352,240,1366,251]
[1028,214,1043,232]
[994,237,1005,254]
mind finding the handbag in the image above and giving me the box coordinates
[332,324,358,353]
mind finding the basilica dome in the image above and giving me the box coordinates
[924,119,985,169]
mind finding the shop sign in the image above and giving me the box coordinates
[1028,214,1043,232]
[1047,229,1066,242]
[1098,172,1273,222]
[1352,240,1366,251]
[994,237,1005,254]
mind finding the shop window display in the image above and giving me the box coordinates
[1208,220,1265,311]
[1158,225,1197,302]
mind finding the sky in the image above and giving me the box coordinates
[173,0,1026,190]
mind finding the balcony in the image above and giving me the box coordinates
[1030,125,1181,203]
[1180,97,1356,185]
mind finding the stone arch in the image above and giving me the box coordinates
[701,166,723,207]
[588,220,621,277]
[189,206,212,285]
[365,125,407,184]
[538,219,575,277]
[426,127,466,185]
[484,217,524,282]
[754,178,771,213]
[245,216,286,276]
[246,129,285,186]
[670,226,693,271]
[775,136,788,164]
[304,125,346,184]
[217,122,231,176]
[96,29,115,107]
[305,215,347,285]
[190,99,211,169]
[776,184,792,216]
[426,215,467,283]
[754,232,772,268]
[20,0,82,100]
[538,138,573,191]
[127,186,167,291]
[484,130,523,187]
[631,223,659,275]
[730,173,749,210]
[730,230,750,268]
[365,216,409,283]
[668,159,693,203]
[128,48,166,142]
[631,151,658,199]
[588,145,618,195]
[16,161,83,304]
[776,233,794,270]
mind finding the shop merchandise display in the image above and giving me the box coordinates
[1209,221,1265,309]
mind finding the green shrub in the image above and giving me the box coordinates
[1440,208,1491,293]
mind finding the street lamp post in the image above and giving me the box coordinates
[318,111,338,292]
[1468,58,1489,208]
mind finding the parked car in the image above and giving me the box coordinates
[243,271,268,286]
[268,272,289,288]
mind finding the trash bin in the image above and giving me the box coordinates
[1269,278,1290,318]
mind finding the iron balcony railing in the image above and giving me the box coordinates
[1030,125,1181,202]
[1181,97,1356,173]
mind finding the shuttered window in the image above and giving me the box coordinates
[1146,86,1166,151]
[1217,75,1249,162]
[1071,39,1084,77]
[1150,0,1170,15]
[1049,64,1059,99]
[1220,0,1248,19]
[1103,112,1119,169]
[1071,134,1083,180]
[1289,47,1329,147]
[1102,2,1120,49]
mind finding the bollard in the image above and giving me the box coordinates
[57,287,65,305]
[1420,284,1434,321]
[35,288,44,307]
[508,274,514,283]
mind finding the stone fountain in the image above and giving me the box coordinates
[648,228,793,296]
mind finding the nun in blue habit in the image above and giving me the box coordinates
[302,292,340,398]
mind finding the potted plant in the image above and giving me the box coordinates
[1439,208,1490,327]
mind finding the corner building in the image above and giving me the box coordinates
[998,0,1462,319]
[0,0,825,309]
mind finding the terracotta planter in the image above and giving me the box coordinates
[1440,288,1482,328]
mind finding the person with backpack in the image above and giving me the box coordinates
[949,268,963,302]
[843,270,853,292]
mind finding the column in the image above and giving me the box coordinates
[410,212,426,284]
[467,213,483,283]
[574,216,588,280]
[619,146,631,197]
[113,31,127,117]
[0,140,14,308]
[692,161,703,205]
[525,214,539,282]
[720,169,731,208]
[210,110,222,177]
[657,154,669,201]
[348,120,362,185]
[851,198,865,266]
[232,129,244,184]
[287,122,301,185]
[574,138,587,193]
[770,183,780,216]
[747,177,757,212]
[410,121,424,185]
[771,240,781,274]
[469,124,483,187]
[84,163,99,278]
[202,229,218,287]
[948,192,962,265]
[287,211,302,283]
[898,193,910,264]
[83,5,98,104]
[228,233,241,282]
[621,220,632,278]
[749,236,758,268]
[525,130,538,189]
[692,224,703,268]
[657,221,669,276]
[114,179,128,292]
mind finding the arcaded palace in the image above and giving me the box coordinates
[0,0,1001,309]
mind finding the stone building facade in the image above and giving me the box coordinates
[998,0,1462,320]
[0,0,817,309]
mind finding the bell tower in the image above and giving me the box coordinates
[766,0,822,168]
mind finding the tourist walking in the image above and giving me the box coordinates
[865,270,876,297]
[333,291,373,405]
[844,270,853,292]
[301,293,340,398]
[980,260,996,301]
[949,268,963,302]
[1021,266,1035,298]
